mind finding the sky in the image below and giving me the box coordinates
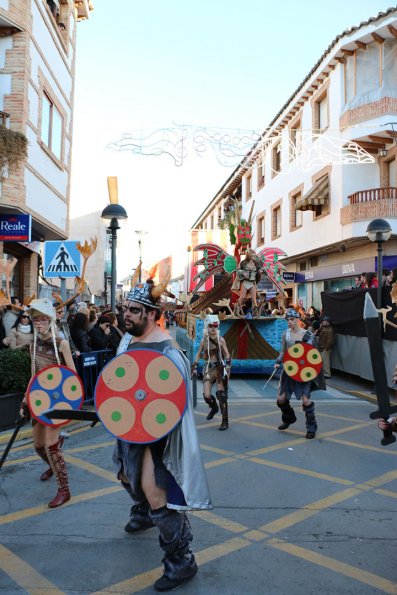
[69,0,396,280]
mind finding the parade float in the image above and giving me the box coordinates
[175,199,288,374]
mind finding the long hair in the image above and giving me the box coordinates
[30,310,60,375]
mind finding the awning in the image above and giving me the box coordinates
[296,175,329,211]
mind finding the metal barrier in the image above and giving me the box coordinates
[74,349,113,403]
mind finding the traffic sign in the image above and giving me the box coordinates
[43,241,82,278]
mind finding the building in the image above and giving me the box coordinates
[0,0,93,301]
[191,8,397,310]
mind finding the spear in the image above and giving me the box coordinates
[364,292,397,445]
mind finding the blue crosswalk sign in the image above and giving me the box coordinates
[43,241,82,278]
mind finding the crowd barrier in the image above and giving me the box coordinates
[73,349,113,403]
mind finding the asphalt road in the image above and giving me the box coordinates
[0,376,396,595]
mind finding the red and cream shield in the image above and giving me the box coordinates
[282,343,322,382]
[26,365,84,427]
[94,349,187,444]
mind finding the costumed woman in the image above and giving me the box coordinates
[191,314,231,431]
[19,298,76,508]
[274,308,325,439]
[234,248,263,317]
[113,281,212,592]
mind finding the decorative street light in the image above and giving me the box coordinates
[366,218,392,308]
[135,230,148,282]
[101,202,128,311]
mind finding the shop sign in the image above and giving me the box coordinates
[294,257,375,283]
[282,272,296,282]
[0,214,31,242]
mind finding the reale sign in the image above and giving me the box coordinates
[0,214,31,242]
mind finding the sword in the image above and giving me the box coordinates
[364,293,397,445]
[0,416,27,471]
[262,366,279,390]
[46,409,99,424]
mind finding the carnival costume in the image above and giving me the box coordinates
[113,282,211,591]
[192,314,231,430]
[25,298,71,507]
[276,308,325,439]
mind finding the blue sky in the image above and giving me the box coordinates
[70,0,395,278]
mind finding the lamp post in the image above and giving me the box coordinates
[366,218,392,309]
[135,230,147,282]
[101,203,128,311]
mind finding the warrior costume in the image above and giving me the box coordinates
[276,309,325,438]
[114,281,211,591]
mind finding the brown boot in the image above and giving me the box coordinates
[204,395,219,420]
[35,446,54,481]
[45,438,70,508]
[216,390,229,431]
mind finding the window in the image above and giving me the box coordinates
[41,93,63,160]
[289,120,302,161]
[290,190,303,231]
[272,141,281,176]
[0,111,9,127]
[256,212,265,245]
[271,201,282,240]
[210,214,214,229]
[314,92,328,132]
[245,172,252,201]
[257,160,265,190]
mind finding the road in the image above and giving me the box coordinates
[0,374,396,594]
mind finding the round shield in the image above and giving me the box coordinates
[94,348,188,444]
[26,365,84,427]
[282,343,322,382]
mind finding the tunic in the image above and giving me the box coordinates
[113,337,212,511]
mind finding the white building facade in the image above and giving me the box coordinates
[192,8,397,311]
[0,0,92,300]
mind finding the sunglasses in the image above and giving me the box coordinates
[126,306,144,315]
[208,324,219,328]
[21,315,30,319]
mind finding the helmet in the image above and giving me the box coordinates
[126,282,161,310]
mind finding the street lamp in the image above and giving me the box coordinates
[135,230,147,282]
[366,218,392,308]
[101,203,128,311]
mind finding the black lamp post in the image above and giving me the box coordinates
[101,203,128,311]
[366,218,392,308]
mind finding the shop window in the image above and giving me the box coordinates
[41,92,63,161]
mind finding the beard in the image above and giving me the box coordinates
[124,314,149,337]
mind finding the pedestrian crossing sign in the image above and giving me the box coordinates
[43,241,82,278]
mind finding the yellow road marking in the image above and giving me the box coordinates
[328,437,397,456]
[0,486,122,525]
[260,488,361,534]
[321,422,371,437]
[92,538,251,594]
[0,544,65,595]
[200,444,236,456]
[364,469,397,488]
[249,438,309,455]
[247,457,354,485]
[268,538,397,594]
[64,454,118,482]
[375,488,397,499]
[205,457,236,469]
[192,510,248,533]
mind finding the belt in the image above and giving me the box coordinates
[207,362,219,369]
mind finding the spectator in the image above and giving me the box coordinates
[305,306,320,333]
[353,276,361,289]
[8,311,33,350]
[105,312,123,354]
[3,297,21,335]
[70,312,92,353]
[88,315,112,351]
[66,303,77,327]
[88,308,98,331]
[359,273,366,288]
[382,269,392,286]
[364,272,378,288]
[317,316,335,378]
[54,306,80,358]
[0,306,11,348]
[115,303,126,333]
[391,268,397,285]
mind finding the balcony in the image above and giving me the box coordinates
[341,187,397,225]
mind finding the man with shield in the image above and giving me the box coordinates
[111,280,211,592]
[274,308,325,439]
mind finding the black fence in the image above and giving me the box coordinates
[74,349,113,403]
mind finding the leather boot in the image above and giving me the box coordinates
[204,395,219,420]
[303,401,317,439]
[277,401,297,430]
[217,390,228,431]
[121,482,154,533]
[150,506,197,592]
[35,446,54,481]
[45,438,70,508]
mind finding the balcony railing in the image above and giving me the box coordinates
[348,187,397,204]
[341,187,397,225]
